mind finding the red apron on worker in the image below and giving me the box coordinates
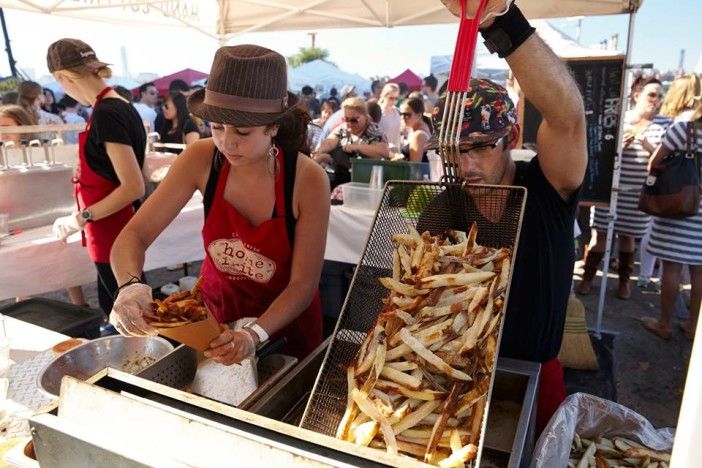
[73,86,136,263]
[199,148,323,360]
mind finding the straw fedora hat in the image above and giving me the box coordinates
[188,44,295,127]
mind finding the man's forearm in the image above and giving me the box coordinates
[505,34,583,129]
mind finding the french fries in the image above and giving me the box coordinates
[336,224,512,466]
[568,434,671,468]
[144,277,208,327]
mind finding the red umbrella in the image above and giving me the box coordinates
[387,69,423,92]
[132,68,208,96]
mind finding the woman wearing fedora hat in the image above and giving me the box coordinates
[109,45,330,364]
[47,39,147,316]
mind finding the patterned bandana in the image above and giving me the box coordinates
[432,78,517,143]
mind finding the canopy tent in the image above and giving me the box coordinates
[288,59,370,95]
[387,69,423,92]
[430,20,618,84]
[0,1,642,43]
[142,68,209,96]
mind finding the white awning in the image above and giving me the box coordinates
[0,0,643,42]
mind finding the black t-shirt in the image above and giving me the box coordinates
[86,98,146,184]
[417,157,579,363]
[160,118,199,144]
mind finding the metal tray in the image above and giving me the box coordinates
[0,298,103,339]
[136,344,298,410]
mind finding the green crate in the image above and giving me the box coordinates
[350,159,427,184]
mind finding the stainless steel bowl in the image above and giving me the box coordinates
[37,335,174,396]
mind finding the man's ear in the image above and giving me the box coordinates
[508,124,521,149]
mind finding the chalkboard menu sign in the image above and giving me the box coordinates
[519,56,625,206]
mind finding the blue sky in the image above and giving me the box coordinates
[0,0,698,83]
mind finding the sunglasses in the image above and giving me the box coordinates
[387,96,399,101]
[647,92,663,99]
[344,116,361,124]
[400,112,413,118]
[459,136,508,159]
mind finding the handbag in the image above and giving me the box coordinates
[638,121,701,218]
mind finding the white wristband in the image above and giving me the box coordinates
[245,322,269,344]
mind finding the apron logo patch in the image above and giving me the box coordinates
[208,238,276,283]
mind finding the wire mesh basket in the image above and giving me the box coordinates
[300,180,526,465]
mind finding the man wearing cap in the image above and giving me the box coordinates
[423,0,587,434]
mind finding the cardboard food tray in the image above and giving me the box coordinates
[154,310,220,351]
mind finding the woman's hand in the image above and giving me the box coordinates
[622,131,636,148]
[342,143,357,153]
[204,328,256,365]
[312,152,332,168]
[52,212,83,241]
[109,283,158,336]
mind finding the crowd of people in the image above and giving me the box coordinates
[0,0,700,444]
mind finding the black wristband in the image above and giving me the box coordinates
[480,3,535,58]
[115,277,144,295]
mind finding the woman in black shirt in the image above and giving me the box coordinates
[47,38,146,315]
[158,93,199,152]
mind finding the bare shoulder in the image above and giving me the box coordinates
[292,152,331,217]
[171,138,217,193]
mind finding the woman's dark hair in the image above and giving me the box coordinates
[17,81,42,122]
[629,75,662,106]
[42,88,60,114]
[405,97,433,133]
[159,93,191,141]
[366,101,382,123]
[269,93,311,156]
[320,98,339,114]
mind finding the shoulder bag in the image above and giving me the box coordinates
[638,121,700,218]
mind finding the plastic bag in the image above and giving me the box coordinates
[530,393,675,468]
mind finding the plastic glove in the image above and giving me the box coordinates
[109,283,158,337]
[52,213,82,241]
[204,328,256,366]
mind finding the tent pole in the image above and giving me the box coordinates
[0,8,17,78]
[593,6,638,338]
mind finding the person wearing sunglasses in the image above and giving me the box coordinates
[399,97,433,162]
[584,77,669,300]
[424,0,587,435]
[313,96,389,188]
[132,82,158,131]
[378,83,402,154]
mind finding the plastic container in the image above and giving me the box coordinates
[340,182,383,211]
[0,298,103,339]
[351,159,428,185]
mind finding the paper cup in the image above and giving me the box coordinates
[154,309,221,351]
[179,276,198,292]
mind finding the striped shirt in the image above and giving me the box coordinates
[647,120,702,264]
[593,115,671,237]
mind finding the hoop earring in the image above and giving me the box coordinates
[268,142,280,179]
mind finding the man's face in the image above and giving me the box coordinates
[458,133,512,185]
[141,86,158,106]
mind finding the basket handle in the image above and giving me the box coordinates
[447,0,489,93]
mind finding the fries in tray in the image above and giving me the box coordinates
[336,224,511,467]
[145,277,207,328]
[568,433,671,468]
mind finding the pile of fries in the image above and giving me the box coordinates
[145,277,208,328]
[335,224,511,467]
[568,434,671,468]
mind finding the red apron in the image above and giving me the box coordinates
[199,149,323,360]
[73,87,136,263]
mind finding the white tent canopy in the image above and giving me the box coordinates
[288,60,370,95]
[0,1,642,42]
[431,20,618,81]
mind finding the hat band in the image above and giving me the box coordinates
[204,89,286,113]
